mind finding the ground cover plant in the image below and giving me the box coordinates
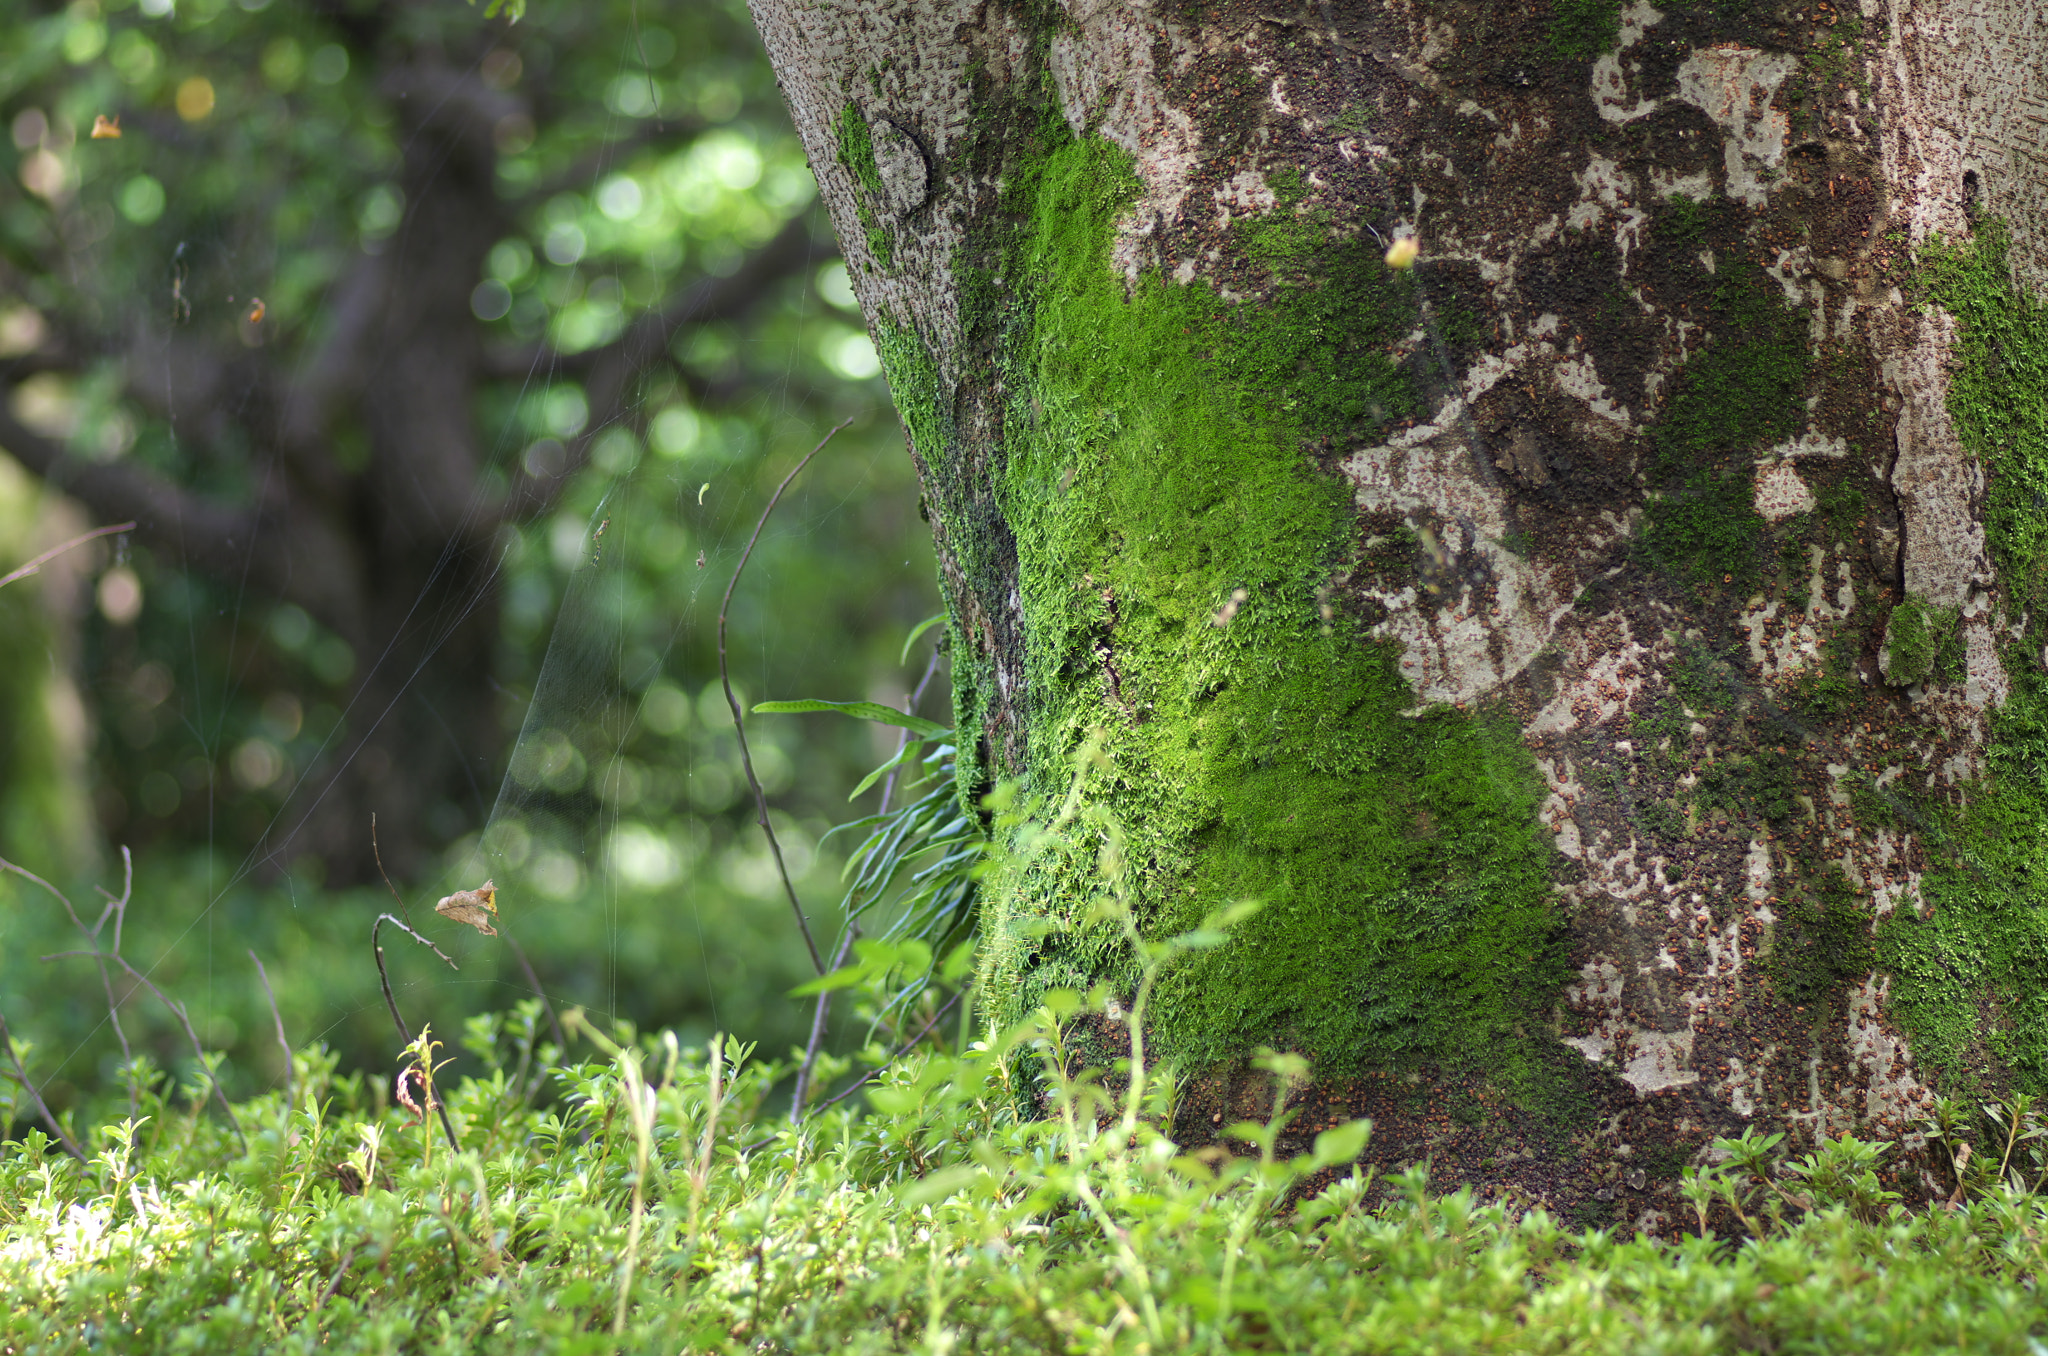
[10,984,2048,1352]
[10,774,2048,1354]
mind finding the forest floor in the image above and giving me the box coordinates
[4,999,2046,1355]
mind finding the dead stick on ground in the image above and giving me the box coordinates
[249,951,294,1109]
[0,1009,86,1161]
[43,949,248,1152]
[0,520,135,591]
[370,912,461,1151]
[5,850,138,1117]
[809,990,965,1117]
[718,417,854,976]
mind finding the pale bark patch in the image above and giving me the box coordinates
[1672,47,1799,207]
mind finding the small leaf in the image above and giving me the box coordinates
[848,740,924,801]
[896,1163,978,1206]
[752,699,948,739]
[1310,1118,1373,1170]
[789,962,870,998]
[900,613,948,665]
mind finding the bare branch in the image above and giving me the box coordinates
[719,419,855,977]
[249,951,294,1108]
[0,399,260,583]
[790,651,945,1118]
[502,931,567,1053]
[493,215,826,523]
[790,925,859,1120]
[0,520,134,591]
[369,912,462,1153]
[0,1009,85,1161]
[41,948,247,1152]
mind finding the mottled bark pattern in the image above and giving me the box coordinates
[751,0,2048,1228]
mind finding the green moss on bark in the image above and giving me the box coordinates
[835,101,893,268]
[1641,260,1811,585]
[1878,223,2048,1093]
[972,134,1563,1089]
[1880,595,1960,689]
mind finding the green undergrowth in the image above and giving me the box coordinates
[1878,221,2048,1096]
[954,132,1560,1087]
[13,990,2048,1353]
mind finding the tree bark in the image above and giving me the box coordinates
[750,0,2048,1224]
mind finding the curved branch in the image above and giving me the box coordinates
[491,214,825,522]
[0,399,260,583]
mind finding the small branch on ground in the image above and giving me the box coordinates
[369,912,461,1151]
[502,930,568,1053]
[0,1009,86,1161]
[249,951,294,1109]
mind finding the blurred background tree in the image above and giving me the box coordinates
[0,0,942,1115]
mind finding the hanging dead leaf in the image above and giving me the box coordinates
[395,1066,429,1125]
[90,115,121,140]
[332,1161,364,1196]
[435,879,498,936]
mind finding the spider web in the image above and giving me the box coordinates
[0,6,929,1113]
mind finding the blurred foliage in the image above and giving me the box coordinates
[0,0,943,1106]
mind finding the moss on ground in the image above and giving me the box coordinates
[965,132,1563,1089]
[1878,223,2048,1094]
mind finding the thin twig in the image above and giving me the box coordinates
[312,1245,361,1312]
[876,647,944,815]
[369,814,414,928]
[810,989,964,1117]
[249,951,294,1109]
[0,1009,86,1161]
[502,931,568,1053]
[369,913,461,1152]
[789,925,859,1120]
[9,849,138,1115]
[0,520,135,590]
[788,647,946,1118]
[719,417,853,976]
[44,949,247,1152]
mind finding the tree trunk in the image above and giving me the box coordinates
[750,0,2048,1223]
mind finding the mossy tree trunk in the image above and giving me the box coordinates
[750,0,2048,1225]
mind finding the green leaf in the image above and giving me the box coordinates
[896,1163,978,1206]
[848,739,924,801]
[1310,1118,1373,1171]
[789,963,870,998]
[900,612,948,665]
[752,699,948,739]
